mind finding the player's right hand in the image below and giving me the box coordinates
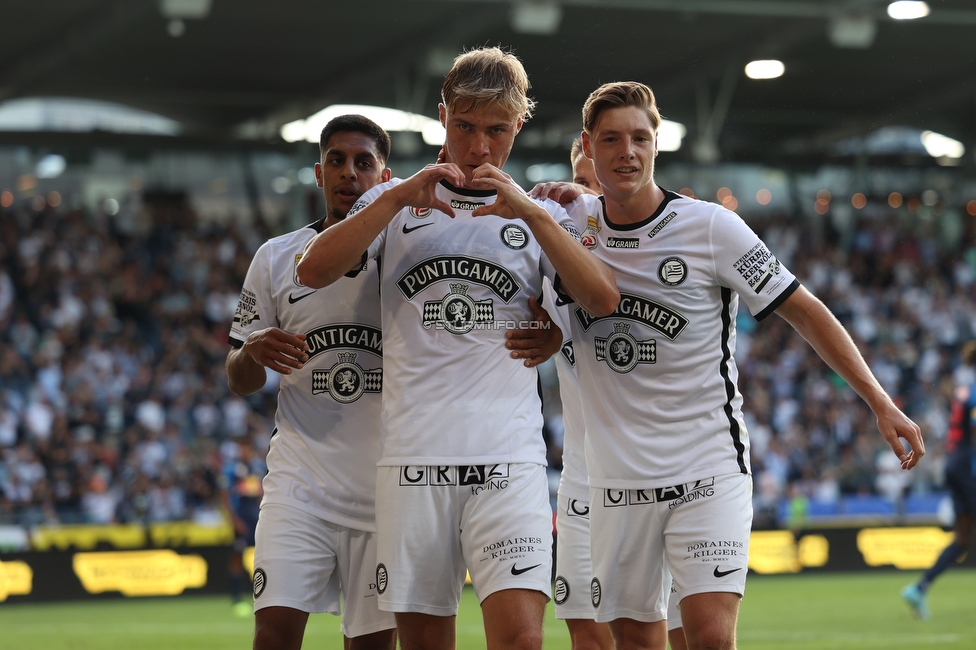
[390,163,466,217]
[506,296,562,368]
[528,181,586,204]
[876,403,925,470]
[242,327,309,374]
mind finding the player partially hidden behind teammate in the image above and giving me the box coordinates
[226,115,398,650]
[297,47,618,650]
[535,140,612,650]
[902,340,976,620]
[218,437,266,617]
[534,81,924,650]
[571,137,599,192]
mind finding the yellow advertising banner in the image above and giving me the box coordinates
[149,521,234,548]
[73,550,207,596]
[32,524,146,551]
[748,531,829,574]
[0,560,33,601]
[857,527,954,569]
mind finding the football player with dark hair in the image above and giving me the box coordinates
[227,114,397,650]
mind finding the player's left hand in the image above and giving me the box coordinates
[470,164,540,221]
[506,296,561,368]
[876,403,925,470]
[529,181,588,204]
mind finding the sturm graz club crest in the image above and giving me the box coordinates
[375,564,388,594]
[252,568,267,598]
[423,282,494,334]
[553,576,569,605]
[590,577,602,608]
[311,352,382,403]
[658,256,687,286]
[595,322,656,373]
[500,224,528,249]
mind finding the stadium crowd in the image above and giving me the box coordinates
[0,189,973,528]
[0,197,276,527]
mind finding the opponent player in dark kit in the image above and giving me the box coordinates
[903,340,976,620]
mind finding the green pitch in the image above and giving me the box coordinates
[0,570,973,649]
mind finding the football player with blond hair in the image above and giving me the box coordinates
[298,47,618,650]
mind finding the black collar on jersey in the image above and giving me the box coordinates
[600,187,681,232]
[439,179,497,197]
[304,218,326,233]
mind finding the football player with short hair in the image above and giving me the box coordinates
[226,114,398,650]
[534,136,688,650]
[533,142,611,650]
[297,47,618,650]
[571,137,599,191]
[534,81,924,650]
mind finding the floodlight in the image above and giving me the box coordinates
[887,2,930,20]
[657,120,686,152]
[280,105,445,146]
[745,60,785,80]
[920,131,965,158]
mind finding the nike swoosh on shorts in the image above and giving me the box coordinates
[511,563,542,576]
[713,566,742,578]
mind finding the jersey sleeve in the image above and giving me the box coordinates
[538,198,584,282]
[229,241,278,348]
[710,206,799,321]
[547,194,600,306]
[562,192,602,232]
[346,178,403,261]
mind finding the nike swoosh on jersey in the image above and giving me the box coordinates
[511,563,542,576]
[712,566,742,578]
[402,222,433,234]
[288,291,317,304]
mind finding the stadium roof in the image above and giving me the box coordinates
[2,0,975,165]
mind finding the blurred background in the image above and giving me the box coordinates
[1,0,976,606]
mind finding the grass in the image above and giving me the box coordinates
[0,570,973,649]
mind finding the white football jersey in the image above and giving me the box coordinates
[229,219,386,532]
[541,278,588,502]
[564,190,799,489]
[353,179,581,466]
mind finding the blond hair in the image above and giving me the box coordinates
[442,46,535,121]
[582,81,661,133]
[570,137,584,166]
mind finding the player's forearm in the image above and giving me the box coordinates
[225,348,267,396]
[524,207,619,316]
[297,191,399,288]
[776,286,894,413]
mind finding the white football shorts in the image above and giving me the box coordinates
[252,502,396,638]
[553,494,597,620]
[375,462,553,615]
[589,473,752,624]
